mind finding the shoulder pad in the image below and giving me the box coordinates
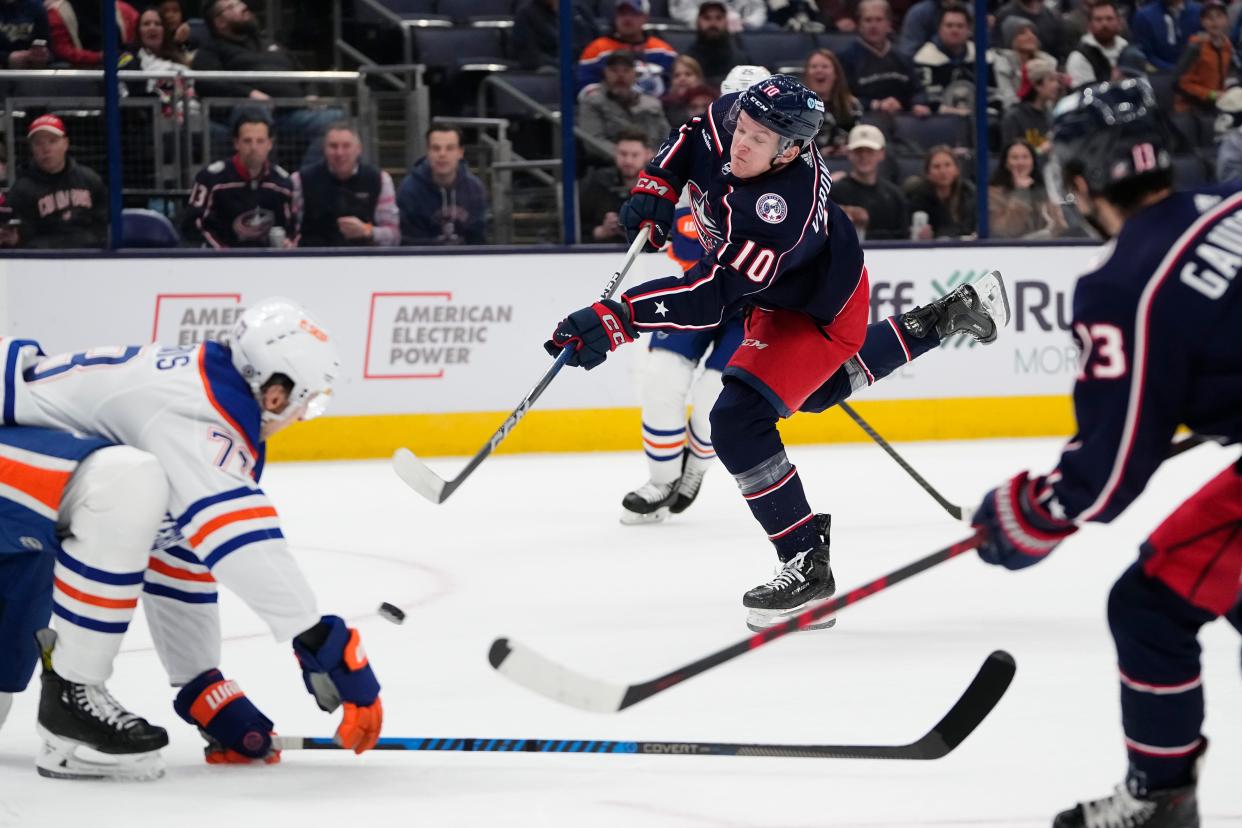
[207,160,226,173]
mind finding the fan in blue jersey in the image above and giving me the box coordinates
[972,77,1242,828]
[548,74,1010,631]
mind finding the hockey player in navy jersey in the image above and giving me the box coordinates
[0,299,384,768]
[548,74,1009,630]
[972,78,1242,828]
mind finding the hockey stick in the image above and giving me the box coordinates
[490,531,985,713]
[276,651,1013,761]
[393,228,651,504]
[838,401,969,523]
[838,406,1206,524]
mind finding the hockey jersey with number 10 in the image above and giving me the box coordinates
[0,337,319,642]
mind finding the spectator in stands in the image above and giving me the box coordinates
[897,0,948,56]
[802,48,860,153]
[397,126,489,246]
[994,0,1065,59]
[685,1,754,86]
[1131,0,1201,70]
[662,55,709,122]
[0,0,50,68]
[182,107,297,248]
[1000,56,1059,152]
[1174,0,1231,112]
[134,7,198,122]
[816,0,857,32]
[46,0,138,67]
[157,0,192,49]
[993,17,1056,109]
[913,3,982,111]
[831,124,913,239]
[671,0,767,28]
[194,0,343,166]
[1065,0,1129,88]
[905,144,976,237]
[0,114,106,248]
[512,0,598,71]
[579,127,654,242]
[292,122,398,248]
[578,0,678,97]
[578,51,672,163]
[1214,86,1242,180]
[988,139,1063,238]
[842,0,932,115]
[767,0,828,31]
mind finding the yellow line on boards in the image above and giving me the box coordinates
[265,396,1076,462]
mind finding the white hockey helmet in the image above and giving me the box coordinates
[720,64,771,95]
[229,297,341,428]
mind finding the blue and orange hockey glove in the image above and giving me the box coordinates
[620,171,678,251]
[174,669,281,764]
[292,616,382,753]
[544,299,638,370]
[974,471,1078,570]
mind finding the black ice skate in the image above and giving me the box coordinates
[35,630,168,781]
[901,270,1011,345]
[1052,781,1199,828]
[743,514,836,632]
[669,452,711,515]
[620,479,677,525]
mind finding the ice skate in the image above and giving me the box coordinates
[743,514,836,632]
[902,270,1011,344]
[36,632,168,781]
[669,452,711,515]
[620,479,677,524]
[1052,781,1199,828]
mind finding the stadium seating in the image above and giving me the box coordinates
[814,30,858,56]
[414,26,512,76]
[739,31,818,75]
[892,113,972,153]
[122,209,180,248]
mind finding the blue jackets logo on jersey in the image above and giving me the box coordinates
[687,182,723,251]
[756,194,788,224]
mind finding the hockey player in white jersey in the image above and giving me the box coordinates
[0,298,384,765]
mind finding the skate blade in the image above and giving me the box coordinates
[973,271,1011,331]
[619,507,670,525]
[36,726,165,782]
[745,600,837,633]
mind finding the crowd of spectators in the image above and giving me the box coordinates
[8,0,1242,247]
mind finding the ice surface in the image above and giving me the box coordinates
[1,437,1239,827]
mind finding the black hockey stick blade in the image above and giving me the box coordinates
[392,228,649,505]
[491,532,986,713]
[280,651,1013,760]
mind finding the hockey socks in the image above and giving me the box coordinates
[712,381,819,559]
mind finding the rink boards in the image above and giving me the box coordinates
[0,243,1104,460]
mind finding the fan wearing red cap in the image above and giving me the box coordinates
[0,115,107,249]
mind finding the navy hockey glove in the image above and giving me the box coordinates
[620,172,678,251]
[543,299,638,370]
[293,615,382,753]
[974,471,1077,570]
[174,669,280,764]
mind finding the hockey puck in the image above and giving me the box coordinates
[378,602,405,625]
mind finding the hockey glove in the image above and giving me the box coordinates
[543,299,638,370]
[974,471,1077,570]
[292,616,382,753]
[620,172,679,251]
[174,669,280,765]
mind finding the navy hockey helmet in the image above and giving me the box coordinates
[1047,77,1173,201]
[727,74,828,154]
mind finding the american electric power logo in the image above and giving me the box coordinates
[152,293,243,346]
[364,291,514,379]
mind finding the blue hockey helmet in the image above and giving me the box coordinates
[1047,77,1173,201]
[726,74,827,154]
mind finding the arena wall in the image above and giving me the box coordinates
[0,243,1105,461]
